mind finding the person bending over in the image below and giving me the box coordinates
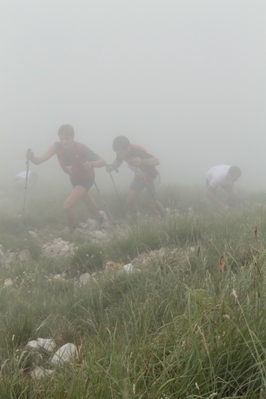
[26,125,106,232]
[13,171,39,192]
[106,136,165,216]
[206,165,241,208]
[2,170,39,199]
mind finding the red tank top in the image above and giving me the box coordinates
[57,141,94,180]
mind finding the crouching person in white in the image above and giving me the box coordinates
[206,165,241,208]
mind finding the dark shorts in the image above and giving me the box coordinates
[70,177,94,191]
[130,174,160,199]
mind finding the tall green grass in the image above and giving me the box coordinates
[0,185,266,397]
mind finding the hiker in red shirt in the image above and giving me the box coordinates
[106,136,165,216]
[26,125,106,232]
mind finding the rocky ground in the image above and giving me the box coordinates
[0,210,186,380]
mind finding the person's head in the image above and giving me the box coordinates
[58,125,74,150]
[228,166,241,183]
[112,136,131,158]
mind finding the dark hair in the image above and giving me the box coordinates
[58,125,75,138]
[229,166,241,179]
[112,136,130,151]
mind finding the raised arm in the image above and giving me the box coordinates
[26,144,56,165]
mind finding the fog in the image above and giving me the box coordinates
[1,1,266,191]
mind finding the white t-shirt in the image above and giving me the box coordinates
[15,171,32,179]
[206,165,231,189]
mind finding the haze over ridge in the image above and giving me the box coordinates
[1,1,265,189]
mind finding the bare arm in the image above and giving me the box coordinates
[134,156,160,167]
[26,144,56,165]
[106,157,123,172]
[84,157,107,170]
[92,157,107,168]
[206,185,225,208]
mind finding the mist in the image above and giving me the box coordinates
[1,1,266,191]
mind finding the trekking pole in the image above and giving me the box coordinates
[22,150,31,226]
[108,170,124,210]
[138,168,162,216]
[93,181,114,221]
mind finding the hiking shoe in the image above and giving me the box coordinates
[89,216,105,231]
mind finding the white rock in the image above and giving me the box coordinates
[123,263,134,273]
[42,239,77,259]
[3,278,13,288]
[5,251,16,264]
[30,366,54,379]
[51,343,77,365]
[53,274,64,280]
[0,245,6,264]
[18,249,31,262]
[37,338,57,353]
[29,231,38,238]
[79,273,91,286]
[90,230,106,240]
[26,340,39,351]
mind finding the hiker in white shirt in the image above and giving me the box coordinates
[206,165,241,207]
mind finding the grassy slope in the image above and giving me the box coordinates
[0,186,266,397]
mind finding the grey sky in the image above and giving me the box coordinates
[1,1,266,188]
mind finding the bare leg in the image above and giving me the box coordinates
[63,185,87,227]
[127,190,139,215]
[146,198,165,216]
[83,192,102,219]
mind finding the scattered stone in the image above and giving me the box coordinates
[3,278,13,288]
[29,231,38,238]
[79,273,91,286]
[149,247,166,260]
[89,230,107,241]
[42,238,77,258]
[51,343,77,366]
[75,213,109,236]
[0,245,6,264]
[18,249,31,262]
[123,263,134,273]
[86,218,96,228]
[0,247,32,265]
[26,340,39,351]
[53,274,66,281]
[30,366,54,380]
[5,251,16,264]
[132,248,166,266]
[37,338,57,353]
